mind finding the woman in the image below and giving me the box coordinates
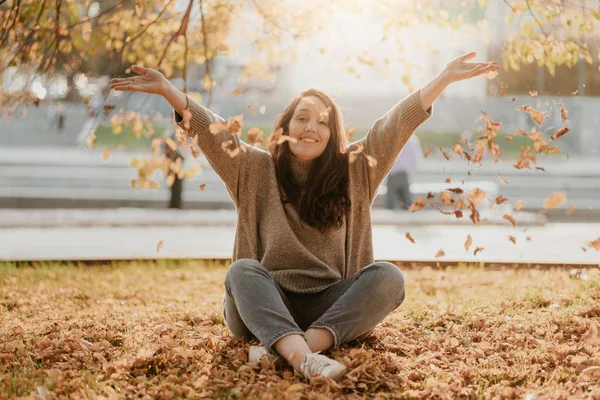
[109,52,499,382]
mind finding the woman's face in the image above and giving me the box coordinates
[287,95,331,161]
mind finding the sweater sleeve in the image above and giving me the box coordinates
[351,89,432,203]
[173,96,250,206]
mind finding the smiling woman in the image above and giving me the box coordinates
[109,53,499,381]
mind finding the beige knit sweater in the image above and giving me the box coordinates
[175,90,431,294]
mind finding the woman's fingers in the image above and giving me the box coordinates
[131,65,149,75]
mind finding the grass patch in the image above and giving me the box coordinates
[93,123,166,150]
[1,261,599,399]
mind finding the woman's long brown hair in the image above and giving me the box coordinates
[267,88,351,233]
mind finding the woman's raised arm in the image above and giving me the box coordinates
[351,52,500,203]
[110,65,258,206]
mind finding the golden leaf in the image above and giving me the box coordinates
[550,127,569,140]
[409,197,426,213]
[508,235,516,244]
[497,173,510,184]
[440,147,451,161]
[543,192,566,209]
[566,205,575,215]
[423,144,432,158]
[405,233,416,244]
[346,126,356,141]
[166,174,175,187]
[516,105,544,126]
[496,196,509,205]
[468,188,486,206]
[231,88,244,96]
[589,238,600,251]
[102,150,111,162]
[440,191,453,206]
[464,234,473,251]
[435,249,445,258]
[473,246,484,255]
[157,240,164,252]
[503,214,516,227]
[86,132,96,149]
[199,184,206,191]
[515,200,526,211]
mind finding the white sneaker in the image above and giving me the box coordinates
[248,345,270,362]
[300,353,347,381]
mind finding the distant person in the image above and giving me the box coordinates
[46,100,57,128]
[56,103,65,133]
[385,135,423,210]
[109,52,499,381]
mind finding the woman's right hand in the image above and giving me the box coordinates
[109,65,170,96]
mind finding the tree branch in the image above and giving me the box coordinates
[525,0,548,36]
[199,0,213,107]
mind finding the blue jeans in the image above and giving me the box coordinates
[223,259,406,356]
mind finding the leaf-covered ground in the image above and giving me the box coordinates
[1,261,599,399]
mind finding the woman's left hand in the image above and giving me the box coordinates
[442,52,501,83]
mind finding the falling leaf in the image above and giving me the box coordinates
[504,135,514,141]
[440,147,451,160]
[440,192,453,206]
[231,87,245,96]
[464,235,473,251]
[497,173,510,184]
[166,174,175,187]
[545,146,561,155]
[468,188,486,206]
[496,196,509,205]
[485,70,498,80]
[503,214,516,227]
[199,184,206,191]
[543,192,566,209]
[423,144,432,158]
[535,167,545,172]
[217,42,229,51]
[452,144,463,156]
[157,240,164,252]
[102,150,111,162]
[556,103,569,124]
[516,105,544,126]
[590,238,600,250]
[346,126,356,141]
[508,235,516,244]
[571,90,579,95]
[473,246,484,255]
[444,177,451,183]
[165,138,177,151]
[528,90,538,97]
[435,249,445,258]
[550,127,569,140]
[409,197,426,213]
[565,206,575,215]
[405,233,416,244]
[515,200,527,211]
[86,132,96,149]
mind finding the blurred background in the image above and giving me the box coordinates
[1,0,599,223]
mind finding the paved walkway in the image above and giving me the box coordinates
[1,222,598,265]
